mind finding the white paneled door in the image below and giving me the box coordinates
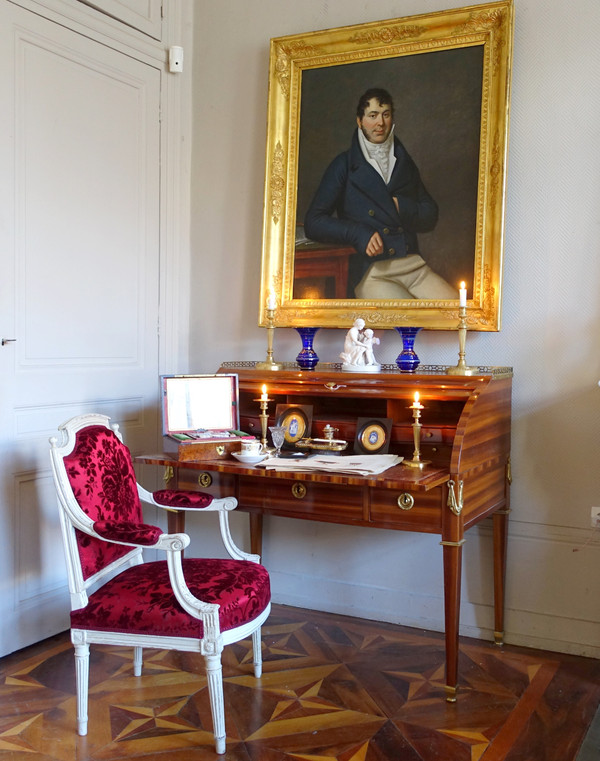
[0,3,162,655]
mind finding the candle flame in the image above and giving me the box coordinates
[460,281,466,290]
[414,391,420,403]
[262,384,267,395]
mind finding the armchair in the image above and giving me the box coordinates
[49,413,271,754]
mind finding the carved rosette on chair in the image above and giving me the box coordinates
[49,413,271,755]
[295,327,319,370]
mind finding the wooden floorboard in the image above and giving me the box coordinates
[0,604,598,760]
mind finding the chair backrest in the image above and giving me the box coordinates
[50,414,145,607]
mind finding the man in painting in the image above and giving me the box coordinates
[304,88,456,300]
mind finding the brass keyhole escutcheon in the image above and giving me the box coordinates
[292,482,307,499]
[397,493,414,510]
[215,445,225,456]
[198,472,213,488]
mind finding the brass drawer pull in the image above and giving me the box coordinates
[397,493,414,510]
[292,482,307,499]
[198,472,213,488]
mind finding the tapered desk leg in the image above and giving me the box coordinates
[162,466,185,536]
[167,509,186,535]
[442,540,463,702]
[493,508,510,645]
[249,513,263,557]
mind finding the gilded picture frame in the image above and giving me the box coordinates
[259,0,513,331]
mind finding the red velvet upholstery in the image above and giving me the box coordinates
[153,489,214,509]
[93,520,163,546]
[70,559,271,638]
[52,415,271,755]
[64,425,143,579]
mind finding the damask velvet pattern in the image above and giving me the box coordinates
[71,559,271,638]
[64,426,144,579]
[153,489,213,509]
[93,520,163,546]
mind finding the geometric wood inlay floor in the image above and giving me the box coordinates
[0,604,598,760]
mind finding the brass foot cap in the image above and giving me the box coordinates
[494,630,505,646]
[445,685,458,703]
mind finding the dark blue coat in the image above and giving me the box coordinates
[304,130,438,295]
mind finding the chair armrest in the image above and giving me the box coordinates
[93,519,163,545]
[138,484,237,512]
[92,519,191,551]
[152,489,214,509]
[138,485,253,562]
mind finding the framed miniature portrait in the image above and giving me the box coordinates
[275,404,313,448]
[354,417,393,454]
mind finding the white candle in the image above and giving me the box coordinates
[412,391,423,409]
[266,291,276,310]
[459,281,467,307]
[260,384,268,401]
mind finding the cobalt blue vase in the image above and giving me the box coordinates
[295,327,319,370]
[395,327,422,373]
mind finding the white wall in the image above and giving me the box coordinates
[188,0,600,656]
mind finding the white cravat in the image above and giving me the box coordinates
[357,125,396,183]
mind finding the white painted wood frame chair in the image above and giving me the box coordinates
[49,413,271,754]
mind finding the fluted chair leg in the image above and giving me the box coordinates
[252,627,263,678]
[133,646,143,676]
[205,652,226,754]
[74,643,90,736]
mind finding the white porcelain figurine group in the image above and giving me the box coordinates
[340,318,381,372]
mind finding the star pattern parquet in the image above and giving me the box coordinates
[0,604,598,760]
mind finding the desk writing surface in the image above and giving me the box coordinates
[135,454,449,491]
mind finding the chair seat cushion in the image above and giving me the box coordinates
[71,559,270,639]
[153,489,214,508]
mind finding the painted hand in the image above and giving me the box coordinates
[366,231,384,257]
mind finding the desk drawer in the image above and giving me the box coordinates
[369,487,443,532]
[239,478,365,523]
[175,469,236,498]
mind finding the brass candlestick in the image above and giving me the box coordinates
[403,397,430,469]
[256,307,283,371]
[255,396,271,449]
[447,305,478,376]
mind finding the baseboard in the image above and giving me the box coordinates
[270,570,600,659]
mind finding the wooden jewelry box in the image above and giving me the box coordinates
[161,373,253,461]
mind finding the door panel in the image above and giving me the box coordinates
[0,2,161,655]
[78,0,163,40]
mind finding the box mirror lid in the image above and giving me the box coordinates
[161,373,240,435]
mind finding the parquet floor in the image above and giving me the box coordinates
[0,604,599,760]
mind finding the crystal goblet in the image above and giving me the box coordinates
[268,425,287,457]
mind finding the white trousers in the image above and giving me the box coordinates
[354,254,457,300]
